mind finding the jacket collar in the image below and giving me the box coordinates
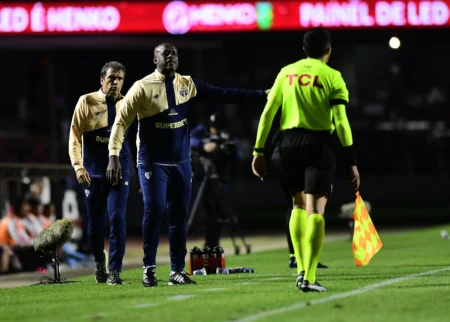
[154,69,178,81]
[97,89,123,103]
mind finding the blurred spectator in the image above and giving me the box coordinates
[23,198,44,238]
[0,245,11,273]
[0,198,34,246]
[0,198,43,273]
[0,196,89,274]
[61,242,89,269]
[28,181,44,201]
[0,245,22,275]
[40,203,56,229]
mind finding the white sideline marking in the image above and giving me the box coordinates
[266,277,287,281]
[232,266,450,322]
[240,282,258,285]
[129,303,160,309]
[243,274,289,277]
[167,294,196,301]
[82,312,116,319]
[203,288,229,292]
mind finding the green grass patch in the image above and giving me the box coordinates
[1,225,450,322]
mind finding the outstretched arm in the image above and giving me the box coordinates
[193,78,266,104]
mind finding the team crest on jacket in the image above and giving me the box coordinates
[168,109,178,116]
[145,172,152,179]
[85,190,90,197]
[179,88,189,98]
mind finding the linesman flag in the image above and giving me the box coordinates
[352,192,382,266]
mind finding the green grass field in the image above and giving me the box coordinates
[1,225,450,322]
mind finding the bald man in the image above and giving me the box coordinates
[107,43,267,287]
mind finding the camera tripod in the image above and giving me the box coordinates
[188,157,251,255]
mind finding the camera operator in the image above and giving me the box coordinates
[190,112,242,248]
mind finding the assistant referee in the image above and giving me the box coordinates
[252,28,360,293]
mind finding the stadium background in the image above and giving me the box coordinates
[0,0,449,248]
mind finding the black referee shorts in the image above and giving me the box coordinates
[271,128,336,196]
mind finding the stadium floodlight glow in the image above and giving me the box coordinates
[389,37,401,49]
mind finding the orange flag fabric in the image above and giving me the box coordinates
[352,192,382,266]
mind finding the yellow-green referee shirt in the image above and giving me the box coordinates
[254,58,351,156]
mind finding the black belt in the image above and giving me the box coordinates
[282,128,331,138]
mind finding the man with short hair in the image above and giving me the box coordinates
[252,28,360,292]
[107,43,266,287]
[69,61,133,285]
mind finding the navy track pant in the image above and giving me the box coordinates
[139,162,192,272]
[84,176,130,272]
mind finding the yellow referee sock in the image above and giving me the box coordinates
[304,214,325,284]
[289,208,308,274]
